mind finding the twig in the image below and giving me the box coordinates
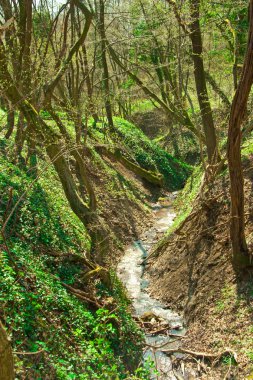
[13,349,45,356]
[146,326,170,335]
[223,360,232,380]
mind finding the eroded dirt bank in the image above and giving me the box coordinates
[147,162,253,379]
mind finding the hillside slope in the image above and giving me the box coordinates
[147,143,253,379]
[0,116,191,379]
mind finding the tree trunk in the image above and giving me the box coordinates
[4,103,15,139]
[227,0,253,268]
[14,112,25,162]
[98,0,114,130]
[189,0,219,163]
[82,43,99,123]
[0,321,14,380]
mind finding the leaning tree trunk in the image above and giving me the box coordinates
[0,321,14,380]
[189,0,219,164]
[227,0,253,269]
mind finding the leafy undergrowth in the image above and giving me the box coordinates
[0,111,191,379]
[0,152,151,379]
[90,117,192,191]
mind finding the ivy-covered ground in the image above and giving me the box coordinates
[0,115,191,379]
[0,154,153,379]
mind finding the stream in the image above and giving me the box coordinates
[117,193,187,380]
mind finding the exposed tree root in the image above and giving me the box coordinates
[61,282,102,308]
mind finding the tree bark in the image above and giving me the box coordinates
[227,0,253,268]
[97,0,114,130]
[0,321,14,380]
[189,0,219,163]
[4,103,15,139]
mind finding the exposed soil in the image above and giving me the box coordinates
[147,160,253,379]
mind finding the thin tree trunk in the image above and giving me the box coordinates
[98,0,114,130]
[5,102,15,139]
[108,43,206,144]
[82,43,99,123]
[204,71,231,109]
[227,0,253,268]
[189,0,219,163]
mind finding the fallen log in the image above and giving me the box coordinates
[95,145,164,186]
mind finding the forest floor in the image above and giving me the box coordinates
[146,157,253,380]
[2,115,188,378]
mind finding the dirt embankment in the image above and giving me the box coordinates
[147,160,253,379]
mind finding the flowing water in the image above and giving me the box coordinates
[117,193,187,379]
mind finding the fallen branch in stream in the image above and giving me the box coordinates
[145,338,183,350]
[146,329,185,338]
[161,348,237,363]
[146,326,185,336]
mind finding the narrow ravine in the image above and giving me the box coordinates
[117,193,188,380]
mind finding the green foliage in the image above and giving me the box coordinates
[0,154,149,379]
[242,132,253,157]
[112,118,192,190]
[33,8,51,39]
[0,244,147,379]
[0,156,89,252]
[130,100,156,113]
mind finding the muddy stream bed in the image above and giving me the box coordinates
[117,194,194,379]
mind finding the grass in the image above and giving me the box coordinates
[0,110,195,379]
